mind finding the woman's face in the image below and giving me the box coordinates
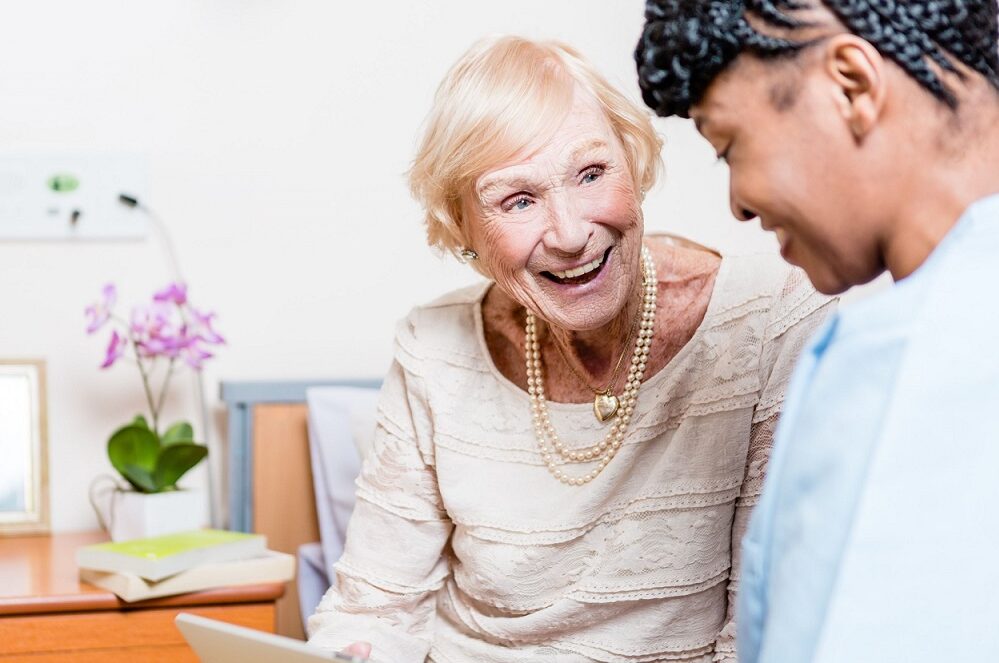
[691,51,890,295]
[466,89,644,332]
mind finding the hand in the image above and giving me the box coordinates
[340,641,372,660]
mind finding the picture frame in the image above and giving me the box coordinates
[0,359,49,536]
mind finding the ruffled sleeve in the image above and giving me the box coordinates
[307,317,454,663]
[713,267,835,662]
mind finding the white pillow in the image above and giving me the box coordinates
[305,385,380,573]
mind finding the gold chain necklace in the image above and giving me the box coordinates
[525,245,657,486]
[548,291,641,423]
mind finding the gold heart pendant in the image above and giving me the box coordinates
[593,392,619,423]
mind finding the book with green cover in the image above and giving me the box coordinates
[76,529,267,581]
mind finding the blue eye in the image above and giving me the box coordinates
[580,165,605,184]
[503,195,533,212]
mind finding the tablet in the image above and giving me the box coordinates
[175,612,365,663]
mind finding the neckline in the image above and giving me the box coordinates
[472,248,731,410]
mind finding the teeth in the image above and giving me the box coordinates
[552,254,604,280]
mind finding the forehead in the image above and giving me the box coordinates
[476,91,618,186]
[691,56,752,117]
[690,54,791,134]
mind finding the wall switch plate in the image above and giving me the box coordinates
[0,152,150,240]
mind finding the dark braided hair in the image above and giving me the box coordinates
[635,0,999,118]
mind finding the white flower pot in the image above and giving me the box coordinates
[108,489,209,542]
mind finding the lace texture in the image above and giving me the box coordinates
[308,253,834,663]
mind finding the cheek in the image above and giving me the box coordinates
[786,214,877,294]
[732,145,833,234]
[580,177,642,231]
[470,214,542,279]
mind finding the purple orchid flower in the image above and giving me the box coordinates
[153,282,188,306]
[100,330,127,369]
[85,284,117,334]
[181,339,214,370]
[137,334,183,359]
[188,307,226,345]
[86,281,224,438]
[131,301,187,359]
[134,301,175,333]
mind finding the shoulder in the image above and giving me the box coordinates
[715,252,794,308]
[647,235,803,315]
[401,281,488,334]
[716,254,835,420]
[716,252,834,341]
[392,281,491,374]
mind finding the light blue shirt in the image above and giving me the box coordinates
[739,193,999,663]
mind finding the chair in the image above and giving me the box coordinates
[297,385,380,630]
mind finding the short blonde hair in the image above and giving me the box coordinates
[409,36,664,259]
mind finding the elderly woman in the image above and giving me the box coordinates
[308,36,831,662]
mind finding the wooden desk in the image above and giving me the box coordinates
[0,531,285,662]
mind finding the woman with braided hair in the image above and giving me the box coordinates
[636,1,999,662]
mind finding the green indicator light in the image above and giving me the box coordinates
[47,173,80,193]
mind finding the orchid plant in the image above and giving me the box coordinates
[85,282,224,494]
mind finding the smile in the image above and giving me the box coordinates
[542,247,612,285]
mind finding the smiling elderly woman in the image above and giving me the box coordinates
[307,36,832,662]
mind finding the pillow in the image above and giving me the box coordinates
[305,385,381,575]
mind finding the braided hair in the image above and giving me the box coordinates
[635,0,999,118]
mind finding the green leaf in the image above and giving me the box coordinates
[152,442,208,490]
[131,414,150,430]
[121,463,157,493]
[161,421,195,446]
[108,426,160,484]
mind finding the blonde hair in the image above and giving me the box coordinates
[409,36,664,259]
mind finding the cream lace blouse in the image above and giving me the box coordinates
[308,252,832,663]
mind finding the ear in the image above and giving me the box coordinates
[822,35,887,140]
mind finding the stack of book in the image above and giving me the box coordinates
[76,529,295,602]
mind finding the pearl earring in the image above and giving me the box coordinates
[458,248,478,263]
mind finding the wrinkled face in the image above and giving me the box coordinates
[691,52,888,295]
[465,89,644,331]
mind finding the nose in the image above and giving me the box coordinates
[543,193,590,256]
[729,182,758,223]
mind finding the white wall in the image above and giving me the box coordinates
[0,1,874,532]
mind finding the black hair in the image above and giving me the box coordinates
[635,0,999,118]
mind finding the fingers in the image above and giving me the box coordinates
[341,641,372,659]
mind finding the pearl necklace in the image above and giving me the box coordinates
[550,292,641,423]
[525,245,657,486]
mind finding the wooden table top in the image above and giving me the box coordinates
[0,531,285,616]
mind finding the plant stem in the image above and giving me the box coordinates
[155,358,176,429]
[131,335,159,433]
